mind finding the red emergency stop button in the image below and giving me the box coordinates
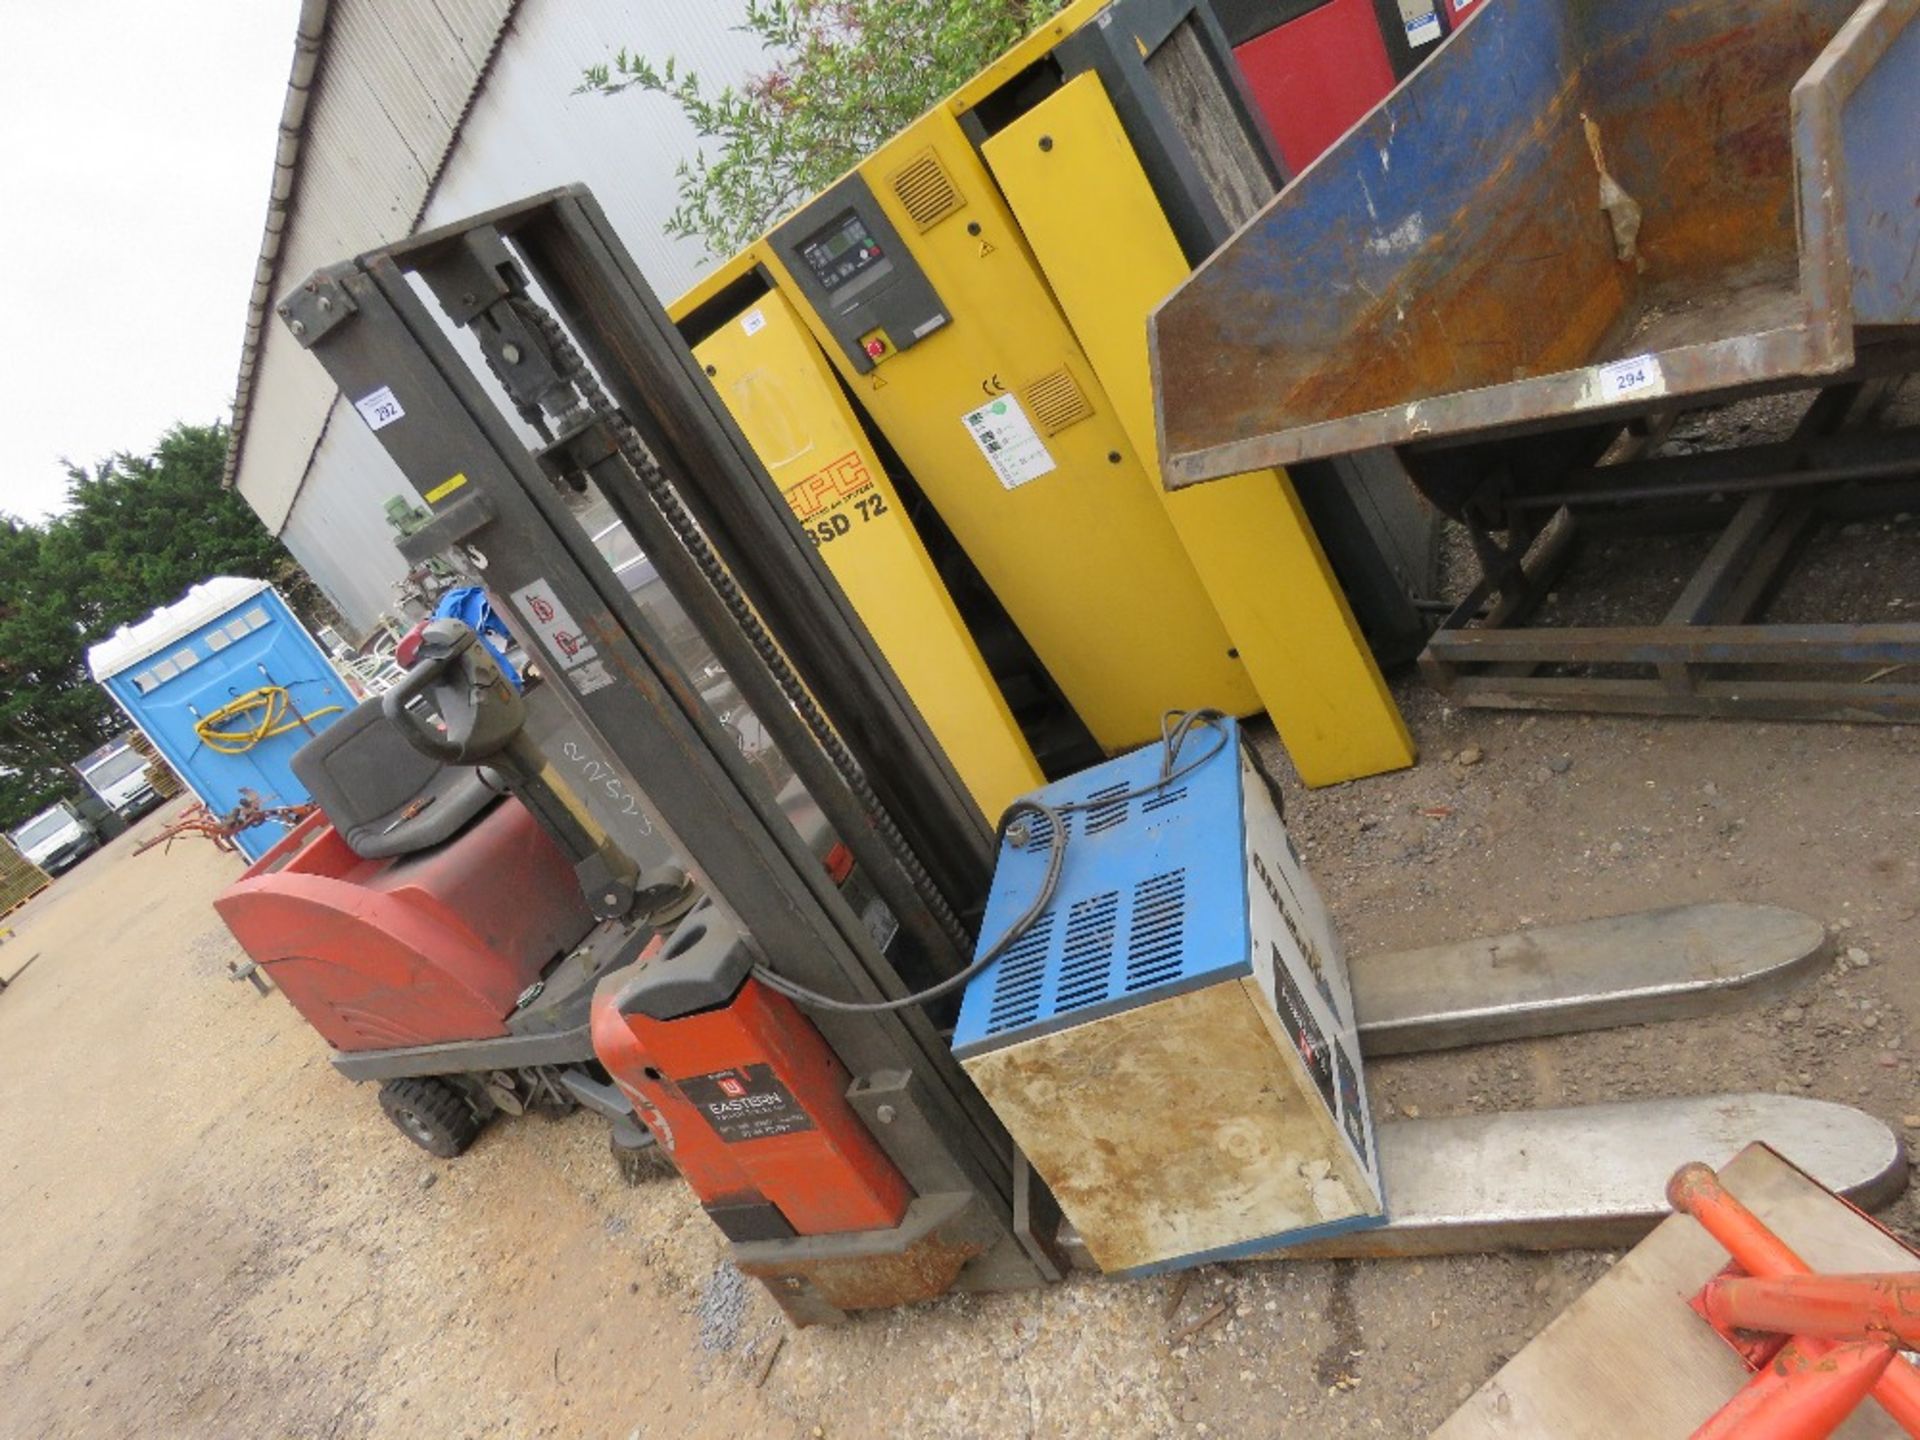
[864,337,887,359]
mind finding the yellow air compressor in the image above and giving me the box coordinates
[674,253,1045,821]
[674,0,1425,786]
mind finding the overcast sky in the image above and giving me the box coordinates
[0,0,301,523]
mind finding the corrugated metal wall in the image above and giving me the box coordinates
[237,0,516,538]
[237,0,765,634]
[420,0,759,299]
[277,399,426,628]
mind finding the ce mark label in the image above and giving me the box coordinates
[980,373,1007,397]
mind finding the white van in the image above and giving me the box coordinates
[10,801,100,875]
[74,735,163,821]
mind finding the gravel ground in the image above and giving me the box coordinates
[2,668,1916,1440]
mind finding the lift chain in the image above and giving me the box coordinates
[506,295,976,957]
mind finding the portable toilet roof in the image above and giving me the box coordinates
[88,577,272,682]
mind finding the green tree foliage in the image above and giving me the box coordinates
[0,421,293,830]
[580,0,1069,259]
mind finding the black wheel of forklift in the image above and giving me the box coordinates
[610,1129,676,1186]
[378,1076,485,1159]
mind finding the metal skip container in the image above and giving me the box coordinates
[1151,0,1920,489]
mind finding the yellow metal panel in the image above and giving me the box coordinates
[764,107,1260,751]
[944,0,1112,115]
[690,288,1043,819]
[668,245,762,316]
[980,74,1415,786]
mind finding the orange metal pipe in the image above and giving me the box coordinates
[1667,1163,1920,1436]
[1702,1273,1920,1347]
[1668,1163,1809,1273]
[1690,1339,1899,1440]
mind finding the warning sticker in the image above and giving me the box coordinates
[509,579,600,672]
[1271,942,1338,1119]
[424,472,468,504]
[961,395,1057,490]
[1396,0,1442,44]
[862,895,900,954]
[569,658,616,696]
[1253,849,1342,1024]
[679,1064,816,1144]
[1335,1042,1368,1164]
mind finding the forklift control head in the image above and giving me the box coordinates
[611,899,754,1021]
[382,619,526,766]
[393,618,431,670]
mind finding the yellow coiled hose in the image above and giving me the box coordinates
[193,686,343,755]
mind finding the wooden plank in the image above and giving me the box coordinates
[1656,491,1789,692]
[1482,514,1581,682]
[1434,1144,1920,1438]
[1425,622,1920,666]
[0,840,51,914]
[1142,19,1273,229]
[1441,673,1920,722]
[1513,415,1920,511]
[1815,476,1920,519]
[1714,501,1816,622]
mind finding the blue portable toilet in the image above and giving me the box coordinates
[88,577,354,861]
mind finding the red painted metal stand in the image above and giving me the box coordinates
[1668,1162,1920,1438]
[134,790,316,857]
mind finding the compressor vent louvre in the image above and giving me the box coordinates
[1022,368,1096,435]
[890,149,965,231]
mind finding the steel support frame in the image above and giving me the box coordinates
[399,204,983,984]
[280,189,1047,1297]
[1421,402,1920,722]
[428,192,991,917]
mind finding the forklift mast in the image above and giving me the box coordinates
[278,189,1060,1310]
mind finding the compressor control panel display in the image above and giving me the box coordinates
[770,172,949,375]
[799,210,888,293]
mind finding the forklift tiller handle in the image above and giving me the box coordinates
[381,620,525,766]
